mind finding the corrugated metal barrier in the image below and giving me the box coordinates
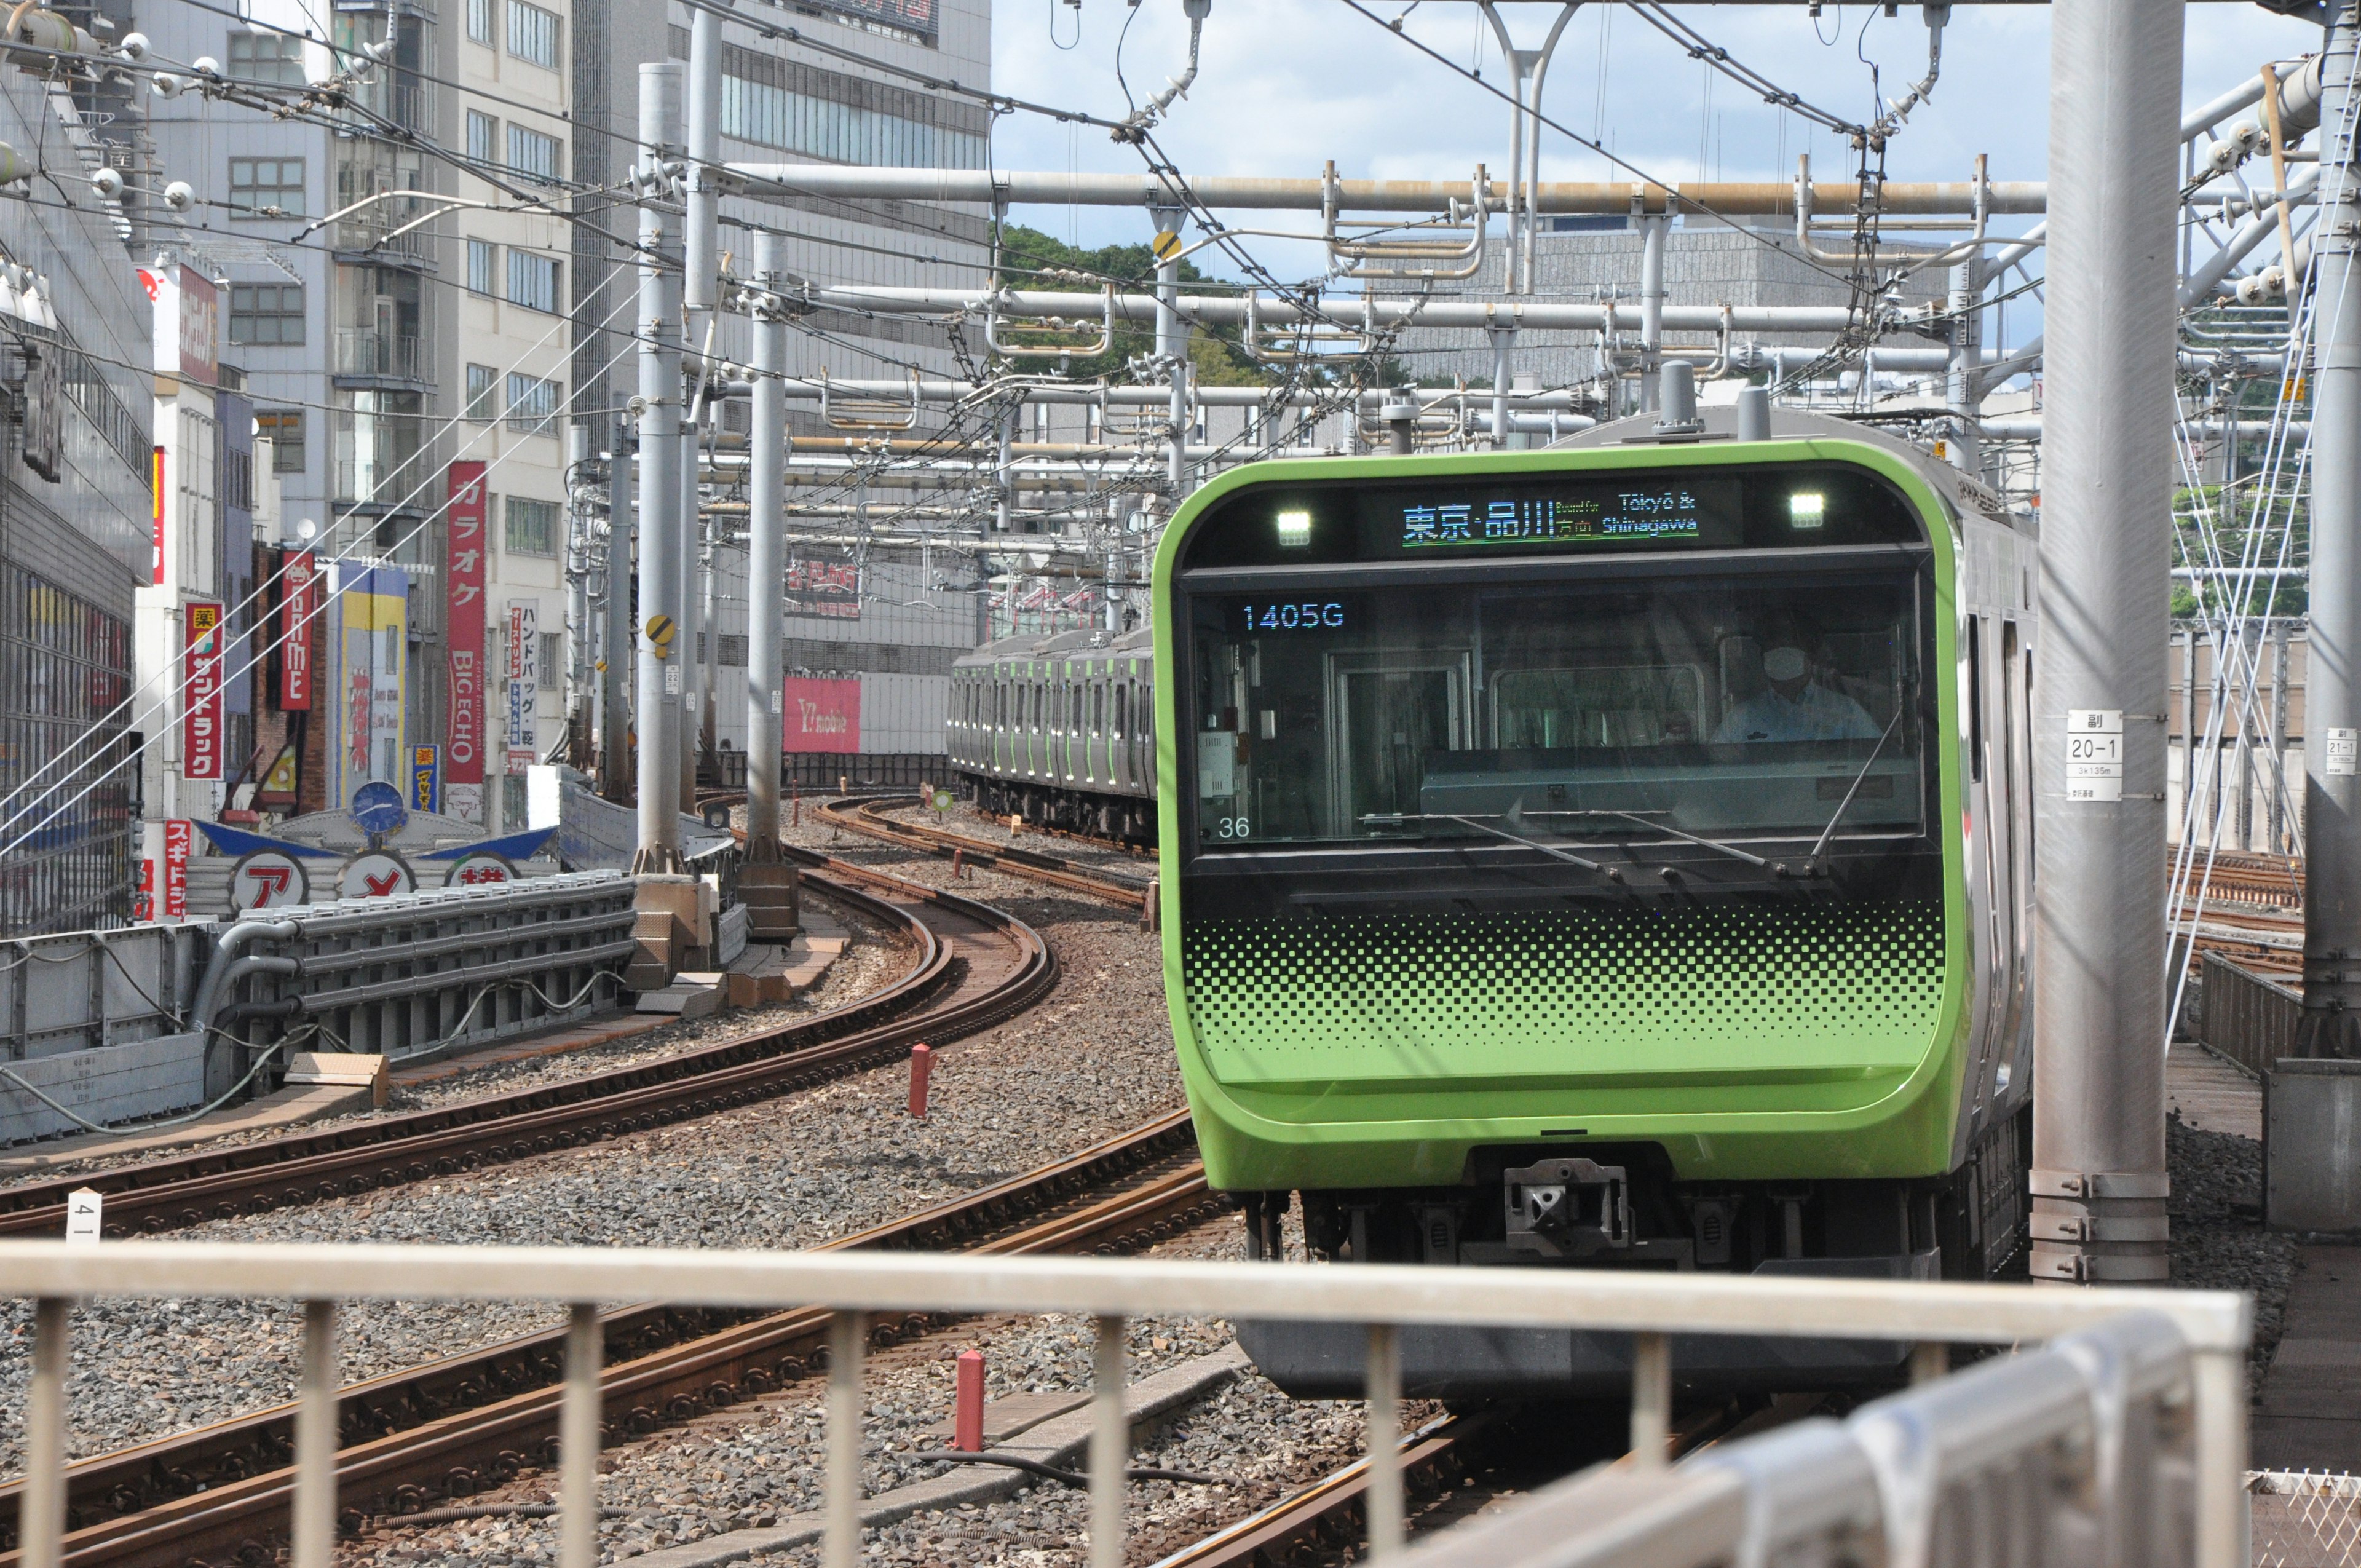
[207,871,638,1070]
[2199,951,2304,1078]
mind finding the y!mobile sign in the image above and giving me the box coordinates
[781,677,861,754]
[280,550,315,710]
[446,462,488,788]
[183,601,224,780]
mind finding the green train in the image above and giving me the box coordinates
[1152,408,2036,1395]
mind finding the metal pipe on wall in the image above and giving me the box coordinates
[745,231,788,861]
[633,61,684,873]
[2301,2,2361,1059]
[2029,0,2182,1286]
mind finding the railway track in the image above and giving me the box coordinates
[1147,1390,1776,1566]
[819,794,1155,911]
[0,1111,1219,1568]
[0,847,1055,1240]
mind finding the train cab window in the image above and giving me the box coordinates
[1184,571,1929,852]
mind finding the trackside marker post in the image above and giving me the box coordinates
[954,1348,985,1451]
[909,1043,933,1119]
[65,1189,100,1245]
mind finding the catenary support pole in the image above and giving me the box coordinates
[2029,0,2181,1284]
[680,403,703,806]
[633,60,684,873]
[1151,204,1188,498]
[681,0,722,804]
[2302,3,2361,1058]
[700,523,720,762]
[1639,213,1667,413]
[746,232,788,861]
[603,416,633,802]
[1489,325,1516,448]
[566,422,593,748]
[1947,255,1985,477]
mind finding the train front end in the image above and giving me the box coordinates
[1153,439,1993,1395]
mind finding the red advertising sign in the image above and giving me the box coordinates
[280,550,315,710]
[781,677,861,754]
[445,462,488,785]
[786,560,861,620]
[162,819,191,920]
[150,445,165,586]
[183,601,224,780]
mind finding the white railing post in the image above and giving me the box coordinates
[2191,1344,2250,1568]
[1630,1332,1671,1468]
[292,1299,338,1568]
[824,1312,866,1568]
[1910,1340,1950,1385]
[22,1296,66,1568]
[1089,1314,1127,1568]
[1364,1323,1404,1561]
[559,1304,603,1568]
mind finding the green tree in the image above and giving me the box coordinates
[991,223,1267,384]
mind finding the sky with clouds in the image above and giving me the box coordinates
[983,1,2322,288]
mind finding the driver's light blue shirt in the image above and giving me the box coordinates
[1714,683,1880,743]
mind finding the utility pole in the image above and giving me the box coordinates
[2302,2,2361,1057]
[632,60,684,873]
[2029,0,2181,1286]
[566,423,593,762]
[679,403,703,807]
[602,414,633,802]
[739,230,800,938]
[1946,255,1984,477]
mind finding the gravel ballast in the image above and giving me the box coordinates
[0,836,1184,1475]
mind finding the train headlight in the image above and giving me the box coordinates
[1275,509,1312,548]
[1788,491,1825,529]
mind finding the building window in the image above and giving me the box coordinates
[229,283,305,346]
[539,631,563,689]
[467,239,499,296]
[507,250,561,314]
[465,363,499,420]
[466,110,499,167]
[506,125,563,184]
[467,0,495,44]
[255,410,304,472]
[505,373,561,435]
[227,30,304,84]
[506,0,561,69]
[227,157,304,216]
[505,494,559,555]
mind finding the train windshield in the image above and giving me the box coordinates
[1185,568,1931,853]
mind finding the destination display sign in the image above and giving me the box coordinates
[1364,479,1743,556]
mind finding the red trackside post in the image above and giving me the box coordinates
[909,1042,933,1119]
[954,1348,985,1451]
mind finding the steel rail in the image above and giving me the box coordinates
[0,852,1053,1239]
[0,1111,1217,1568]
[819,796,1151,911]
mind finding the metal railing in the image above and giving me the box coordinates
[333,328,423,381]
[1395,1309,2205,1568]
[203,871,636,1069]
[2199,950,2301,1077]
[0,1242,2251,1568]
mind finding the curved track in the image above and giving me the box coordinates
[819,794,1153,911]
[3,1112,1219,1567]
[0,848,1056,1240]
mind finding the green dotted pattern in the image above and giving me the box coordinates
[1180,901,1947,1085]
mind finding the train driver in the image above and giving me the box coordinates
[1713,618,1880,743]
